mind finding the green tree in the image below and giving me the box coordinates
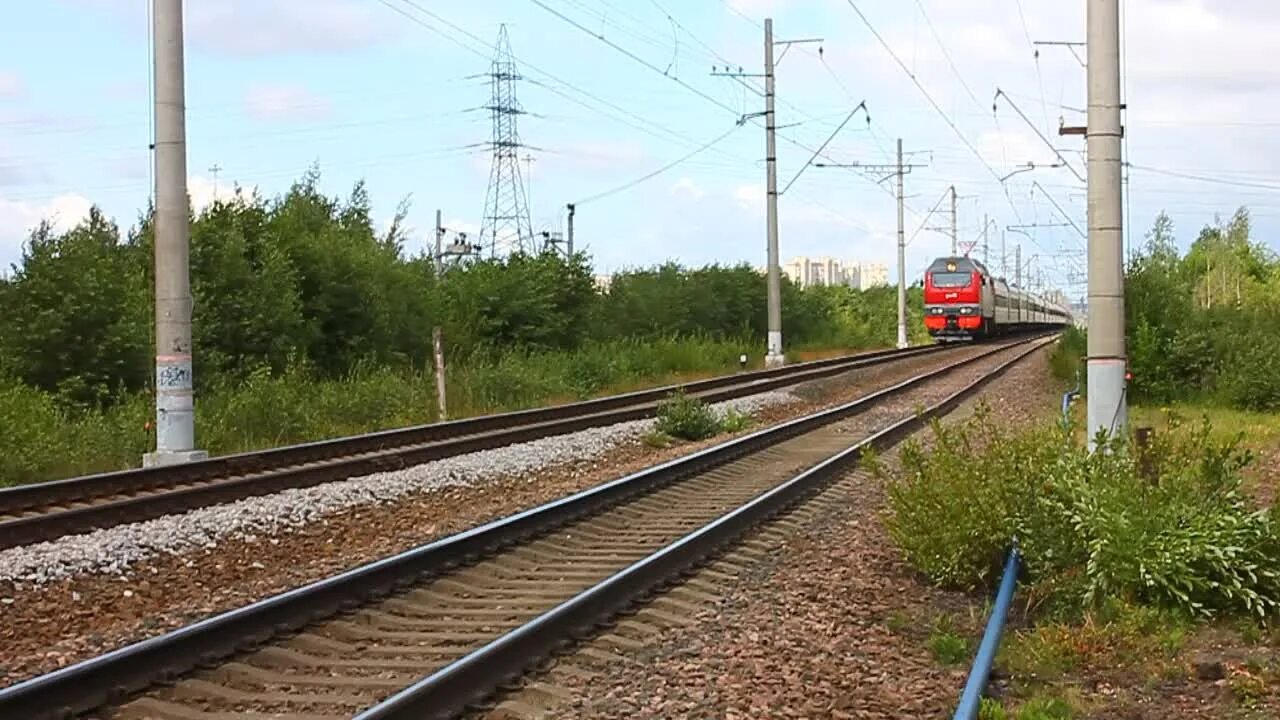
[265,173,429,375]
[187,193,307,385]
[0,209,150,406]
[1126,208,1280,409]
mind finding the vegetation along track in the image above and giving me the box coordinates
[0,342,977,550]
[0,333,1055,720]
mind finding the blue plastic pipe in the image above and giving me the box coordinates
[952,545,1021,720]
[1061,368,1081,424]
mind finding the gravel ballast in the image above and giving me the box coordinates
[528,345,1065,720]
[0,392,796,586]
[0,340,1002,688]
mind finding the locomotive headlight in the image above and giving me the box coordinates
[959,307,973,315]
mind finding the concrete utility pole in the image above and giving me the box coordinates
[1085,0,1127,445]
[709,20,822,368]
[811,141,921,350]
[1015,244,1023,322]
[949,185,958,256]
[896,139,908,349]
[566,203,575,257]
[982,213,990,267]
[1001,229,1007,279]
[763,18,783,368]
[432,210,448,422]
[145,0,205,468]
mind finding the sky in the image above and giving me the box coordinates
[2,0,1279,301]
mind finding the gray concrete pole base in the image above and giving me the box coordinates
[143,449,209,468]
[765,330,786,368]
[1086,357,1127,450]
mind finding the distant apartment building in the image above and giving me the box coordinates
[858,262,889,288]
[593,274,613,292]
[780,257,890,290]
[1044,289,1069,308]
[782,256,851,288]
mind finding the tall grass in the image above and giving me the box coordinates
[0,335,832,487]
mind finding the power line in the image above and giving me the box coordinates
[645,0,756,80]
[533,0,899,209]
[379,0,746,168]
[557,0,678,58]
[529,0,745,118]
[993,89,1085,181]
[911,0,984,111]
[1012,0,1053,139]
[573,124,741,205]
[1128,163,1280,191]
[840,0,1023,223]
[718,0,763,27]
[1031,181,1086,239]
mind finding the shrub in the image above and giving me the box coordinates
[881,405,1080,591]
[1218,330,1280,412]
[718,408,754,433]
[1048,326,1086,384]
[654,390,722,441]
[883,405,1280,618]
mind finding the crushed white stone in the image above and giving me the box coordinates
[0,391,797,586]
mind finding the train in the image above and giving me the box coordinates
[923,255,1072,340]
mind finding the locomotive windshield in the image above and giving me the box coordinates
[930,272,971,287]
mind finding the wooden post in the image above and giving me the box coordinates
[433,209,448,422]
[1135,426,1155,482]
[432,326,447,422]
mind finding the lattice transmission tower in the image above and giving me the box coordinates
[478,25,534,258]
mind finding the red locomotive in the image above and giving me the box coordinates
[923,256,1071,340]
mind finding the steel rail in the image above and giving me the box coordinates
[0,334,1055,720]
[0,343,964,550]
[1,345,941,513]
[357,338,1050,720]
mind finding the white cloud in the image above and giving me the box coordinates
[0,194,95,269]
[445,218,482,239]
[733,182,764,213]
[0,71,22,100]
[244,85,333,122]
[670,177,705,200]
[188,175,257,213]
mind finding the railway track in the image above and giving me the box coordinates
[0,342,971,550]
[0,333,1055,720]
